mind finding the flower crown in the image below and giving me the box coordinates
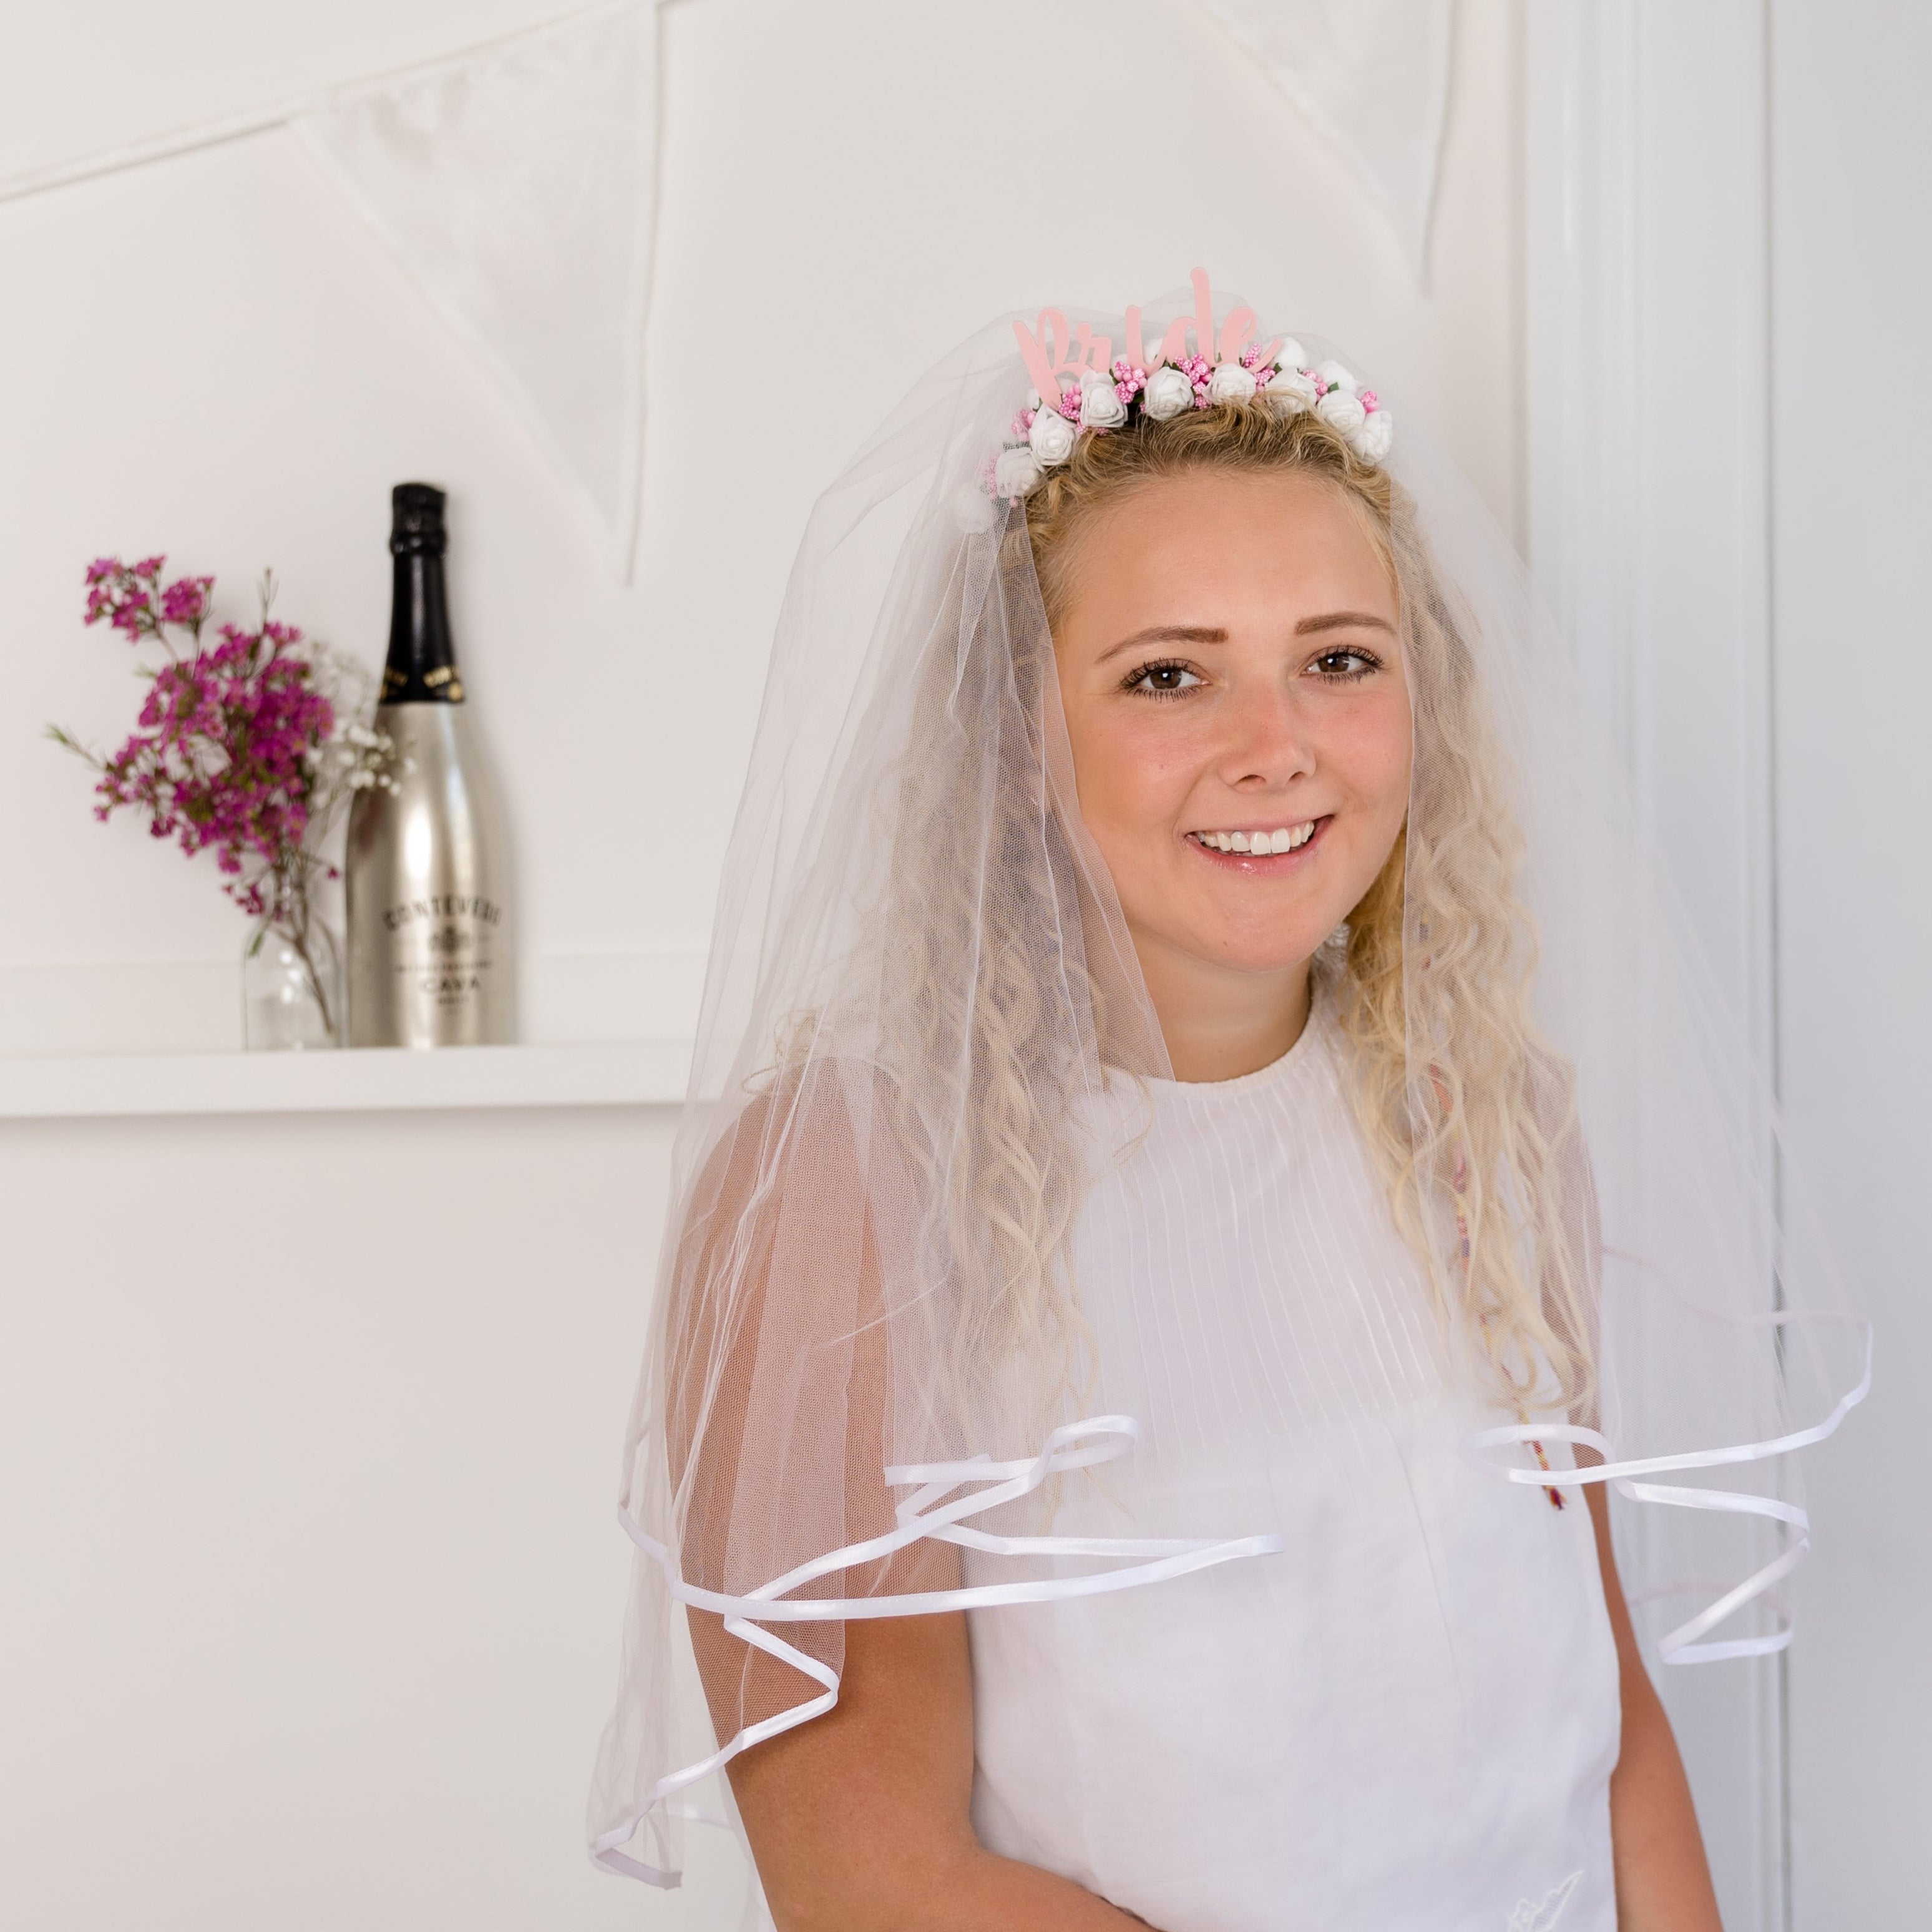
[990,268,1393,503]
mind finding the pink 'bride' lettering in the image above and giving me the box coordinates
[1012,310,1115,399]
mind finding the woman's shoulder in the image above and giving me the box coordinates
[684,1053,910,1228]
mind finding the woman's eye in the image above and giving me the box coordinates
[1127,661,1203,696]
[1310,648,1381,680]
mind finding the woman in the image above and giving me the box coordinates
[588,276,1866,1930]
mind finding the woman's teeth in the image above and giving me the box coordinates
[1193,822,1319,855]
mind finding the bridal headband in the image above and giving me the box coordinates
[990,267,1394,502]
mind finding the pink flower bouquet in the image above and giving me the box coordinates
[50,556,393,1045]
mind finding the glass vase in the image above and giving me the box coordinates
[243,914,344,1050]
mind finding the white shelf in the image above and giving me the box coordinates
[0,1041,693,1120]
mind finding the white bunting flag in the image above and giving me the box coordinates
[296,4,660,578]
[0,0,1450,572]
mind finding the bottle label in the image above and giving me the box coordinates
[378,894,505,1008]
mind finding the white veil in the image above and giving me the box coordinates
[587,276,1869,1887]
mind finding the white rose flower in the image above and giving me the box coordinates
[1263,365,1319,416]
[1350,410,1395,466]
[1142,364,1196,421]
[1315,359,1359,395]
[1316,387,1367,435]
[1028,402,1077,467]
[994,446,1045,498]
[1206,361,1258,405]
[1079,368,1128,429]
[1276,336,1308,372]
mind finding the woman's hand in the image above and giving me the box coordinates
[711,1604,1159,1932]
[1585,1486,1725,1930]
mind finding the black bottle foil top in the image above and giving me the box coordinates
[382,482,464,703]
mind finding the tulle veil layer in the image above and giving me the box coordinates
[586,281,1868,1886]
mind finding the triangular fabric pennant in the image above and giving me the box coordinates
[1196,0,1453,277]
[1,0,1450,560]
[296,2,659,578]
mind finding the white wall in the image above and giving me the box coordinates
[0,3,1525,1928]
[0,0,1521,1056]
[1770,4,1932,1921]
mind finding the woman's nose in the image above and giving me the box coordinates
[1218,686,1315,790]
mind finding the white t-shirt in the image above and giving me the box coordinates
[964,995,1622,1931]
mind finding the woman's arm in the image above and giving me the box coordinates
[1584,1486,1723,1930]
[675,1095,1151,1930]
[716,1606,1154,1932]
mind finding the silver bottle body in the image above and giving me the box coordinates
[345,702,512,1046]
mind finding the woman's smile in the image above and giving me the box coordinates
[1185,815,1329,862]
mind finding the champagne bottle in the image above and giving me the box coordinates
[345,483,513,1046]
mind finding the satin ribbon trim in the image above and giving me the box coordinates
[590,1412,1281,1879]
[1462,1314,1872,1663]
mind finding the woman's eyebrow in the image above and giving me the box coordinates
[1295,610,1397,636]
[1095,624,1229,665]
